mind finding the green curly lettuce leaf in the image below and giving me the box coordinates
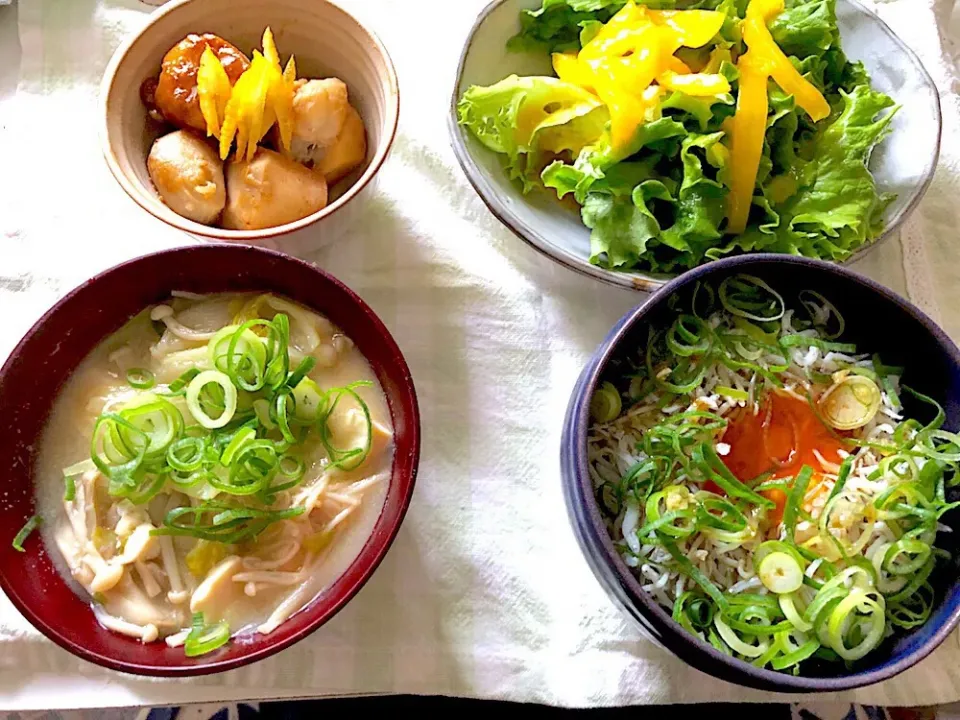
[708,84,897,262]
[775,84,897,255]
[507,0,631,54]
[457,75,608,191]
[585,132,727,270]
[770,0,838,59]
[542,117,688,201]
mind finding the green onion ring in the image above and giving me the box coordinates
[186,370,238,429]
[126,368,156,390]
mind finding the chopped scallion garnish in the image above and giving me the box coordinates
[184,612,230,657]
[12,515,40,552]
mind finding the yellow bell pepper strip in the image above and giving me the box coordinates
[552,2,729,155]
[725,53,769,234]
[259,27,295,151]
[647,10,726,49]
[262,26,281,66]
[197,46,233,138]
[658,69,731,96]
[593,70,656,151]
[283,55,297,87]
[742,0,830,122]
[664,56,693,75]
[553,52,596,94]
[725,0,830,234]
[578,0,648,62]
[218,28,295,161]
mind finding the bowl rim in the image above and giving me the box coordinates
[448,0,942,293]
[99,0,401,242]
[0,244,421,676]
[564,253,960,691]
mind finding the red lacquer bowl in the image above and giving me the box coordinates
[0,245,420,676]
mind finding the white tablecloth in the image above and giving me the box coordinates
[2,0,960,710]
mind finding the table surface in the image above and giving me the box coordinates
[3,0,960,711]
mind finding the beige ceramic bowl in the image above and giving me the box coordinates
[101,0,399,245]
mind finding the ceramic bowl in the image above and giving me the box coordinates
[101,0,399,247]
[450,0,941,291]
[561,254,960,691]
[0,245,420,676]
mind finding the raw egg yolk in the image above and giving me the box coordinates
[714,391,847,525]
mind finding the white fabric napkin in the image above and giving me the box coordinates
[2,0,960,710]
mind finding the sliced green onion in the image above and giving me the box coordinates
[920,429,960,463]
[61,459,95,501]
[252,398,276,430]
[798,289,844,340]
[674,592,717,633]
[779,335,857,354]
[666,315,711,357]
[887,582,933,629]
[286,356,317,389]
[640,490,696,539]
[779,592,813,632]
[693,442,774,509]
[219,426,256,467]
[126,368,156,389]
[167,436,206,473]
[210,439,278,496]
[274,392,297,444]
[694,492,748,533]
[715,385,749,402]
[186,370,238,429]
[209,324,267,392]
[118,397,184,460]
[758,552,803,594]
[902,386,946,434]
[317,382,374,471]
[160,368,200,397]
[755,540,806,570]
[291,378,326,423]
[714,616,769,658]
[873,354,902,410]
[826,588,885,661]
[184,612,230,657]
[12,515,40,552]
[154,502,304,543]
[885,556,935,604]
[819,375,881,431]
[90,413,148,486]
[770,634,819,671]
[278,453,305,479]
[662,539,728,612]
[114,471,166,505]
[826,456,854,502]
[782,465,813,543]
[590,381,622,423]
[718,274,784,322]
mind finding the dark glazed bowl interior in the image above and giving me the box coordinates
[561,254,960,692]
[0,245,420,676]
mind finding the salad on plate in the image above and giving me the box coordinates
[457,0,897,274]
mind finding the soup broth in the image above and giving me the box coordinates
[36,292,391,651]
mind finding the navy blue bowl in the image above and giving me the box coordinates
[561,254,960,692]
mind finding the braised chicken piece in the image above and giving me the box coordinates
[153,33,249,132]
